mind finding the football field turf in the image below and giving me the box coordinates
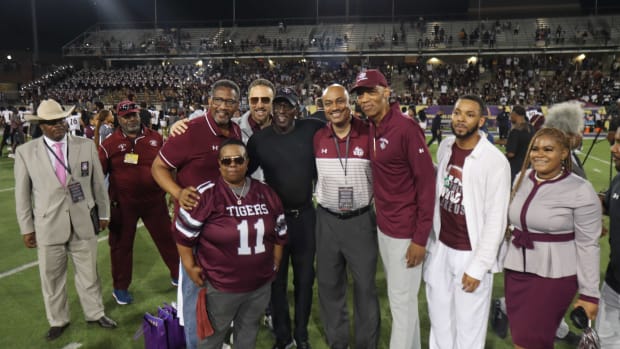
[0,137,612,348]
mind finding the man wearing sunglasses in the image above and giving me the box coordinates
[236,78,276,182]
[98,100,179,306]
[152,79,242,349]
[247,87,324,349]
[14,99,116,341]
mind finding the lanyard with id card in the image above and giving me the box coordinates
[44,139,86,203]
[334,133,354,211]
[123,137,140,164]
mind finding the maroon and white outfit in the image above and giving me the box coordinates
[174,177,287,348]
[99,127,179,290]
[369,103,435,349]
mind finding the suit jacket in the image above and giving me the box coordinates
[14,135,110,245]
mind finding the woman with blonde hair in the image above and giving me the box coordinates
[503,127,601,348]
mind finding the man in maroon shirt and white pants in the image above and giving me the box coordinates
[98,100,179,305]
[351,70,435,349]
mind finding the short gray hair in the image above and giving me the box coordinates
[544,101,584,135]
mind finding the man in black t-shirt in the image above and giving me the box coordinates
[247,88,324,349]
[496,107,510,139]
[502,105,533,183]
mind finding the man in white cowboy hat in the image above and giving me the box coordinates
[14,99,117,341]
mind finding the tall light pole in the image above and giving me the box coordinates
[30,0,38,67]
[316,0,319,25]
[154,0,158,28]
[233,0,236,26]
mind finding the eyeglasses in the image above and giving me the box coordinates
[39,119,66,125]
[120,113,139,119]
[219,156,246,166]
[212,97,238,107]
[249,97,271,105]
[118,103,138,111]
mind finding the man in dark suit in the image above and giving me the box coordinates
[14,99,117,341]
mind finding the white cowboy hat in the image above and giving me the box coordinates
[27,99,75,122]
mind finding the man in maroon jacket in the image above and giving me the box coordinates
[98,100,179,305]
[351,70,435,349]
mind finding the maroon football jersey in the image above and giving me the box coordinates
[439,143,472,250]
[175,177,287,292]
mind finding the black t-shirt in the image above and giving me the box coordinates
[605,174,620,294]
[506,124,533,182]
[247,119,324,209]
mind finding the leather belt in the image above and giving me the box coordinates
[319,205,371,220]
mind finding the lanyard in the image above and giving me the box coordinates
[43,139,72,175]
[333,132,350,177]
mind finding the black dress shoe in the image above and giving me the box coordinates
[88,315,117,328]
[46,323,70,341]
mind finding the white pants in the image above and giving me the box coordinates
[596,282,620,349]
[424,241,493,349]
[377,228,422,349]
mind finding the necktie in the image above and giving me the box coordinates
[53,143,66,186]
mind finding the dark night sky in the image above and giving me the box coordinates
[0,0,616,52]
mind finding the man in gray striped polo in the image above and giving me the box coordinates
[313,84,379,349]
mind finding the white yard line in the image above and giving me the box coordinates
[61,343,82,349]
[0,187,14,192]
[1,221,145,280]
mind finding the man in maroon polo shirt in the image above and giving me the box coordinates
[350,69,435,349]
[99,100,179,305]
[151,79,242,349]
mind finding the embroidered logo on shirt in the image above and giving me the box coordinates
[118,144,127,152]
[379,137,389,150]
[212,145,218,151]
[321,148,328,154]
[419,148,424,153]
[613,193,619,200]
[353,146,364,157]
[149,140,158,147]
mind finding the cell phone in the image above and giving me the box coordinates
[570,306,588,330]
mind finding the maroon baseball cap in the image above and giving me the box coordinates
[350,69,388,93]
[117,100,140,117]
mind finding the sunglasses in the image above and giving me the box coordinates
[249,97,271,105]
[39,119,66,125]
[219,156,246,166]
[118,103,138,111]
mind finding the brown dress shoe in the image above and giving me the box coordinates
[46,323,70,341]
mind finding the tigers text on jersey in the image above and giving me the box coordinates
[175,177,287,292]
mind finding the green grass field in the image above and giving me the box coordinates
[0,137,612,349]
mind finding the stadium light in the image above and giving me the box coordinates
[195,59,203,67]
[6,55,12,60]
[427,57,441,65]
[467,56,478,64]
[575,54,586,62]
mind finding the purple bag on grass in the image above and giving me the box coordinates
[134,303,185,349]
[159,304,186,349]
[142,312,168,349]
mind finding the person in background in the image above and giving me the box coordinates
[503,127,601,349]
[498,105,534,183]
[544,101,587,179]
[14,99,117,341]
[94,109,115,145]
[427,110,443,146]
[98,100,179,305]
[174,139,287,348]
[310,97,327,122]
[598,124,620,348]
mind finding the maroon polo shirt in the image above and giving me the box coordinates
[158,112,241,189]
[99,127,165,201]
[369,102,435,245]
